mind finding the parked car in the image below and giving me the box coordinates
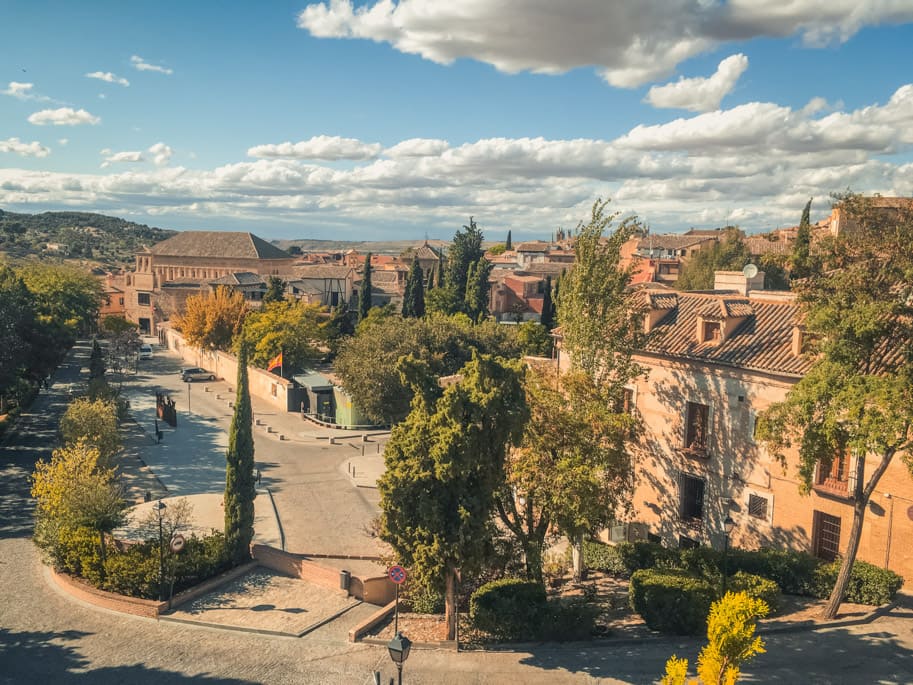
[180,367,215,382]
[139,344,153,360]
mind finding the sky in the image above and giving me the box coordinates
[2,1,913,242]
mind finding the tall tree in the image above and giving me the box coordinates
[790,198,815,282]
[262,276,287,304]
[379,353,527,640]
[757,193,913,619]
[446,217,485,301]
[16,262,102,342]
[401,257,426,318]
[60,398,121,466]
[224,343,256,565]
[554,198,646,577]
[239,300,326,371]
[358,253,373,322]
[176,286,248,351]
[464,257,493,321]
[540,275,554,332]
[505,229,512,251]
[0,264,34,405]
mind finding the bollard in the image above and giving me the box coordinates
[362,443,365,456]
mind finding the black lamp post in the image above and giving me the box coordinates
[722,514,735,594]
[387,632,412,685]
[155,499,167,601]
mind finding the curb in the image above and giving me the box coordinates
[264,487,286,551]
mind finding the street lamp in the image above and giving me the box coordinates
[722,514,735,594]
[387,632,412,685]
[155,499,167,601]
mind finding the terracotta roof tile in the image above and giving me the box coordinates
[150,231,290,260]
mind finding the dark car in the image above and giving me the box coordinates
[180,367,215,382]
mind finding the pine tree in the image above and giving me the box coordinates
[358,253,373,322]
[505,229,512,251]
[224,343,256,565]
[790,198,814,282]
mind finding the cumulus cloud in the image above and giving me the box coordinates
[4,84,913,238]
[148,142,173,166]
[130,55,173,75]
[86,71,130,86]
[3,81,53,102]
[0,137,50,158]
[645,54,748,112]
[247,135,382,160]
[28,107,100,126]
[297,1,913,87]
[100,149,144,168]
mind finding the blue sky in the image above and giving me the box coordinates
[2,1,913,241]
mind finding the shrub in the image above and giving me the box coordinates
[405,583,445,614]
[542,549,570,587]
[629,570,716,635]
[103,544,160,599]
[728,571,782,614]
[539,597,600,641]
[679,546,724,583]
[615,541,680,575]
[727,548,820,596]
[584,539,626,576]
[810,560,903,605]
[470,578,548,640]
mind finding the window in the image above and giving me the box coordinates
[679,535,699,549]
[684,401,710,453]
[137,293,151,306]
[813,511,841,561]
[748,493,769,520]
[703,320,721,342]
[118,297,124,305]
[748,410,759,444]
[815,452,849,496]
[647,533,662,544]
[678,472,705,520]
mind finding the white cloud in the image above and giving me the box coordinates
[86,71,130,86]
[58,138,69,146]
[100,149,145,168]
[4,84,913,238]
[297,1,913,87]
[0,137,50,158]
[28,107,100,126]
[130,55,173,75]
[247,135,382,160]
[3,81,53,102]
[645,54,749,112]
[148,142,173,166]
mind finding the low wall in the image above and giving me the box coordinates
[251,544,394,606]
[162,328,294,412]
[51,569,166,619]
[168,561,259,611]
[348,600,396,642]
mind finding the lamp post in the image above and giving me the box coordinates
[387,632,412,685]
[722,514,735,594]
[155,499,167,601]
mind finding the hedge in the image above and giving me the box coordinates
[810,560,904,606]
[728,571,782,614]
[469,578,547,641]
[583,539,627,576]
[629,570,716,635]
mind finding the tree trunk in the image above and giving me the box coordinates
[524,539,544,584]
[98,530,107,580]
[444,565,457,641]
[571,533,587,581]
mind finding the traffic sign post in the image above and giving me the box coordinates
[388,565,407,634]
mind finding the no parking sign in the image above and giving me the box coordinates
[388,565,407,584]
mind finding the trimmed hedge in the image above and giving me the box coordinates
[469,578,547,641]
[629,570,716,635]
[728,571,782,614]
[540,597,600,641]
[583,539,626,576]
[810,560,904,606]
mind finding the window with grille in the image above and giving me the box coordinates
[678,473,705,520]
[748,493,769,520]
[684,402,710,453]
[137,292,151,306]
[813,511,841,561]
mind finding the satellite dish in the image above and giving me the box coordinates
[742,263,759,279]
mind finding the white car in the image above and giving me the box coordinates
[139,344,153,360]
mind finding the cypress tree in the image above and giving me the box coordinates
[436,251,445,289]
[505,230,512,251]
[540,276,554,331]
[791,198,813,282]
[401,257,425,318]
[358,253,372,322]
[224,343,256,565]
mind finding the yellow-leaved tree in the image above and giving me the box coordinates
[661,591,769,685]
[175,286,248,351]
[60,397,121,465]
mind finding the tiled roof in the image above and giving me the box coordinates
[209,271,264,286]
[521,263,568,276]
[723,299,754,318]
[744,237,792,256]
[637,235,713,251]
[291,265,354,280]
[641,292,810,377]
[516,241,550,252]
[648,292,678,310]
[149,231,291,260]
[414,243,441,260]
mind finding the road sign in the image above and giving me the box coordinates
[388,565,407,584]
[170,533,186,553]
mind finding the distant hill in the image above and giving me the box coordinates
[0,209,175,269]
[272,238,450,256]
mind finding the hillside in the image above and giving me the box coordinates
[272,238,451,256]
[0,209,175,269]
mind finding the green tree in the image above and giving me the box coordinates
[89,339,105,380]
[487,244,507,256]
[401,257,426,318]
[31,439,127,576]
[757,194,913,619]
[505,229,512,251]
[554,198,645,578]
[464,257,492,321]
[425,285,462,317]
[262,276,287,304]
[675,227,752,291]
[540,275,555,332]
[516,321,550,357]
[0,264,34,406]
[101,315,137,337]
[446,217,485,302]
[358,253,373,322]
[238,300,326,371]
[176,286,248,352]
[224,343,256,565]
[60,398,121,465]
[379,353,527,640]
[16,262,102,342]
[790,198,815,282]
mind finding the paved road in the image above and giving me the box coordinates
[3,342,913,683]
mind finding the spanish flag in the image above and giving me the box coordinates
[267,352,283,373]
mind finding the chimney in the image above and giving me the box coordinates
[791,326,805,356]
[713,270,765,295]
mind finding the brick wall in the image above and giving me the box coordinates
[51,569,165,618]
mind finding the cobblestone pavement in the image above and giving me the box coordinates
[3,343,913,683]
